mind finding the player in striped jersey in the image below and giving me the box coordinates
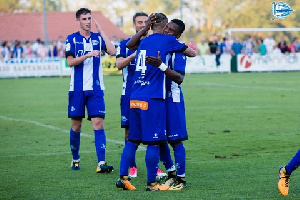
[116,13,195,191]
[65,8,115,173]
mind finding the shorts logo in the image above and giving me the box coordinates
[130,100,148,110]
[71,106,75,111]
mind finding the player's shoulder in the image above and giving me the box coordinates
[66,31,81,42]
[119,38,130,46]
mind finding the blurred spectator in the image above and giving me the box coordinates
[196,37,209,55]
[12,40,24,59]
[278,36,287,53]
[187,38,197,51]
[56,36,65,57]
[281,43,291,54]
[289,38,298,53]
[273,46,282,54]
[243,36,254,55]
[208,36,220,66]
[295,39,300,52]
[24,41,32,58]
[38,41,48,58]
[32,38,41,58]
[258,38,266,56]
[48,41,58,57]
[220,37,227,54]
[263,33,275,54]
[224,35,233,54]
[1,41,12,61]
[231,37,243,56]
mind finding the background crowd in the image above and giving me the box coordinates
[1,34,300,62]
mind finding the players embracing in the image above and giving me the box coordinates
[116,12,195,191]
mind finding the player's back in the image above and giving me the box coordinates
[131,33,185,99]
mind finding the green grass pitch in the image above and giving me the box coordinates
[0,72,299,199]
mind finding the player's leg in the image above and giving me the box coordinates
[121,95,138,177]
[165,98,188,190]
[70,119,82,170]
[159,143,176,184]
[278,150,300,196]
[169,142,187,190]
[68,91,85,170]
[86,90,113,173]
[116,106,141,190]
[141,98,169,191]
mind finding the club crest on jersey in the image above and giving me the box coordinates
[66,43,71,51]
[272,2,295,20]
[92,40,99,46]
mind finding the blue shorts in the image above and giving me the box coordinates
[129,97,167,145]
[120,95,130,128]
[166,97,188,144]
[68,90,105,120]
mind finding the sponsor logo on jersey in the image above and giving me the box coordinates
[130,100,148,110]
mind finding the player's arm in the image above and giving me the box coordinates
[92,17,116,56]
[116,51,136,70]
[66,51,101,67]
[145,51,184,85]
[126,13,156,50]
[183,47,196,57]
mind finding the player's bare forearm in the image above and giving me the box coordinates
[127,13,155,50]
[146,55,183,85]
[165,68,184,85]
[116,52,136,70]
[66,51,100,66]
[183,47,196,57]
[93,17,116,55]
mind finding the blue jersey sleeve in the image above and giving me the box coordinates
[65,34,75,58]
[173,53,186,74]
[116,39,127,58]
[166,36,186,53]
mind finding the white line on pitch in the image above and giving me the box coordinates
[199,82,300,92]
[0,115,146,154]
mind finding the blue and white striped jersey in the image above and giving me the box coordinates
[116,38,136,96]
[131,33,187,99]
[166,52,186,102]
[65,31,107,93]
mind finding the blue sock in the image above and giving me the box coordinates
[94,129,106,163]
[70,128,80,160]
[160,143,174,171]
[173,143,186,177]
[286,150,300,174]
[119,141,138,176]
[145,145,160,184]
[125,135,137,168]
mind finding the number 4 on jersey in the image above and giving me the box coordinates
[136,50,147,75]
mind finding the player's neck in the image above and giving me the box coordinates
[80,30,91,39]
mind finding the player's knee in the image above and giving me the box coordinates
[92,118,104,130]
[71,125,81,133]
[170,142,181,149]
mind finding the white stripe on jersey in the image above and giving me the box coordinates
[170,53,181,102]
[122,47,129,95]
[83,38,94,91]
[98,36,105,91]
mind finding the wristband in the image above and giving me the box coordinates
[158,63,168,72]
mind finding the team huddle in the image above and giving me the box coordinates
[64,8,300,194]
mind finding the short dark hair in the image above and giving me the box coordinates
[133,11,148,24]
[76,8,91,19]
[152,13,168,30]
[170,19,185,34]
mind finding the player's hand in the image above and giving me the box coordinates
[145,51,162,67]
[86,50,101,58]
[92,17,102,31]
[130,51,137,58]
[144,13,156,31]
